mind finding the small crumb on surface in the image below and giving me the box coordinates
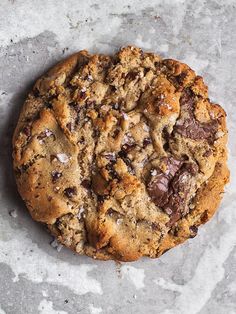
[9,209,17,218]
[50,238,63,252]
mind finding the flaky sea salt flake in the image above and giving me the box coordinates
[77,206,85,219]
[122,112,129,120]
[56,153,69,163]
[151,169,157,176]
[143,124,150,132]
[45,129,53,137]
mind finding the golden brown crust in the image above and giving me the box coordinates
[13,46,229,261]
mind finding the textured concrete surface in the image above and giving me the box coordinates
[0,0,236,313]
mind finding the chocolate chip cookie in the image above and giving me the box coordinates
[12,46,229,261]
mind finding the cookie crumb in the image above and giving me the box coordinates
[51,238,63,252]
[9,209,17,218]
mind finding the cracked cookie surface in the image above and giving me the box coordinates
[13,46,229,261]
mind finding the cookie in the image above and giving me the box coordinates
[12,46,229,261]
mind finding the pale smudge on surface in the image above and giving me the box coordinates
[38,299,67,314]
[0,218,102,296]
[181,53,209,73]
[0,0,164,50]
[135,34,152,49]
[0,306,6,314]
[168,0,188,37]
[88,304,103,314]
[121,265,145,290]
[42,291,48,297]
[159,44,169,53]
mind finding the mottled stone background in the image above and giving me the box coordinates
[0,0,236,313]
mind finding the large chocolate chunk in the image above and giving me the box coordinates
[147,158,198,227]
[164,164,196,226]
[147,156,183,207]
[147,170,169,207]
[164,168,192,223]
[175,117,217,143]
[171,169,191,195]
[164,156,183,178]
[175,90,218,143]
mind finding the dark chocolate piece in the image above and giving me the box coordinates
[51,171,62,183]
[81,179,91,189]
[175,90,218,143]
[147,157,198,225]
[143,137,152,147]
[64,187,77,198]
[189,225,198,238]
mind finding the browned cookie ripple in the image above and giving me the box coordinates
[13,46,229,261]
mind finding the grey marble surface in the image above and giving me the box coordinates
[0,0,236,313]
